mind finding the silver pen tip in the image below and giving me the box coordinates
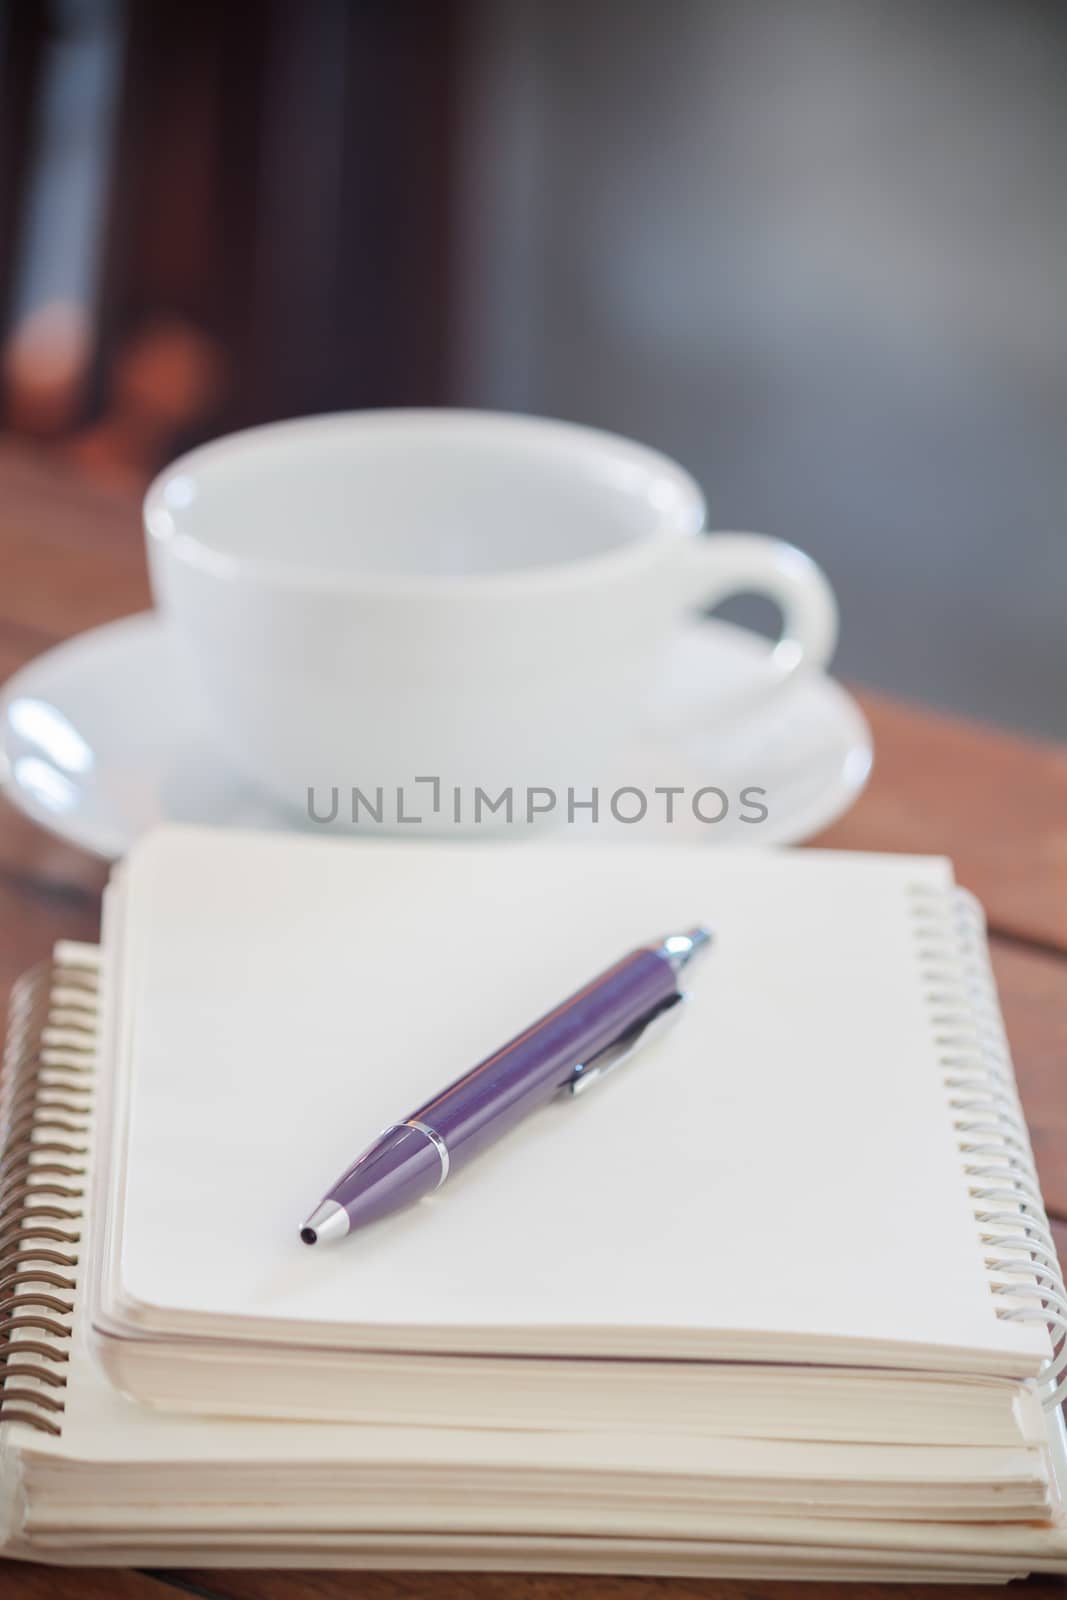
[299,1199,350,1246]
[658,927,713,973]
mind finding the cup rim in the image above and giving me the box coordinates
[143,409,707,595]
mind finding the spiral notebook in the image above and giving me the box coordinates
[3,826,1067,1579]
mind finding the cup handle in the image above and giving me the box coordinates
[678,531,838,710]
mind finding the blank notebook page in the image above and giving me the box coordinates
[109,827,1049,1372]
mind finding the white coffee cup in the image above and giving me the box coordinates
[145,409,837,826]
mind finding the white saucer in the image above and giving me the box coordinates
[0,613,872,859]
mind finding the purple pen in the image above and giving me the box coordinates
[299,927,711,1244]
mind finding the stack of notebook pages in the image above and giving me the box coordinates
[2,826,1066,1582]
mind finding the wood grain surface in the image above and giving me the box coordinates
[1,441,1065,1597]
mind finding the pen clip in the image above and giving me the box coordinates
[564,991,686,1098]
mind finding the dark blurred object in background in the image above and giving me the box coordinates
[1,0,1065,735]
[1,0,457,482]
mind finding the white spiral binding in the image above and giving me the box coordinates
[0,945,99,1436]
[912,885,1067,1410]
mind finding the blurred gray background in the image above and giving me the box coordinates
[3,0,1064,736]
[455,0,1067,736]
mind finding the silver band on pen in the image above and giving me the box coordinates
[402,1119,450,1188]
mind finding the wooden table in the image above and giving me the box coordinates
[2,439,1066,1598]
